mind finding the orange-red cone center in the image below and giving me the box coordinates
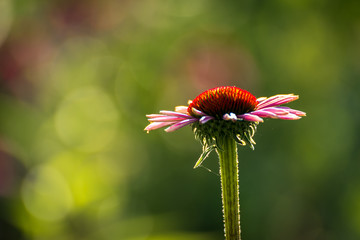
[188,86,258,118]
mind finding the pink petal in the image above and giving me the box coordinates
[238,113,264,122]
[191,107,206,116]
[146,114,167,118]
[256,97,267,103]
[165,118,198,132]
[175,106,189,114]
[200,116,214,124]
[259,107,289,115]
[145,121,176,132]
[159,110,191,118]
[256,95,281,108]
[270,96,299,107]
[276,107,306,116]
[250,110,277,118]
[276,113,302,120]
[148,116,189,122]
[257,94,299,109]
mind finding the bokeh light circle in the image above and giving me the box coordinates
[55,87,119,152]
[21,165,73,222]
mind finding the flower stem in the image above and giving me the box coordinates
[217,137,241,240]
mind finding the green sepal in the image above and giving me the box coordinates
[244,131,256,150]
[233,133,246,146]
[193,145,217,169]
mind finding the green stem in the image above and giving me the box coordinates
[217,137,241,240]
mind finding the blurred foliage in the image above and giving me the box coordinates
[0,0,360,239]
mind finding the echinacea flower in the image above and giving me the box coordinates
[145,86,305,240]
[145,86,305,151]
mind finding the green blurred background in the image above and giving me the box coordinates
[0,0,359,239]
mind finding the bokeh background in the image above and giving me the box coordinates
[0,0,359,239]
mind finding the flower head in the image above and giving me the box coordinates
[145,86,305,163]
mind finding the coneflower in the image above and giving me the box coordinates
[145,86,305,240]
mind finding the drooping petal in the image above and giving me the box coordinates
[269,95,299,107]
[276,113,302,120]
[159,110,192,118]
[146,114,167,118]
[250,110,277,118]
[258,107,289,115]
[145,121,177,132]
[148,116,190,122]
[255,95,281,108]
[276,106,306,116]
[165,118,198,132]
[237,113,264,122]
[257,94,299,109]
